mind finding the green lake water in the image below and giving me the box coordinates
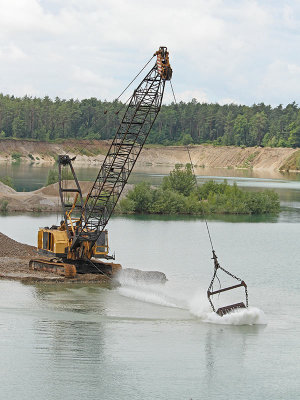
[0,165,299,399]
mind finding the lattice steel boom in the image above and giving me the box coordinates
[33,47,172,275]
[70,47,172,253]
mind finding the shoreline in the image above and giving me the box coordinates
[0,139,298,171]
[0,231,118,284]
[0,232,167,285]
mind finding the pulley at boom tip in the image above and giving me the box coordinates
[103,46,172,115]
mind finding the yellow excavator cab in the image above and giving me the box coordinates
[37,227,109,259]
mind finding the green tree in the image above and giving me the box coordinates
[12,116,26,138]
[232,115,249,145]
[288,117,300,147]
[46,169,59,185]
[162,164,196,196]
[181,133,194,145]
[0,176,15,189]
[249,112,268,146]
[127,182,153,213]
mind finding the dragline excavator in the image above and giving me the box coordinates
[29,47,172,278]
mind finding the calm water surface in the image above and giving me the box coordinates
[0,166,300,399]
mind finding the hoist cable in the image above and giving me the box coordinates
[115,55,155,102]
[62,55,156,159]
[86,258,112,280]
[170,80,177,104]
[169,78,216,253]
[186,145,215,252]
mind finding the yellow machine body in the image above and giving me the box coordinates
[37,226,109,260]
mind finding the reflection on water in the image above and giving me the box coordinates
[2,161,300,192]
[3,162,300,214]
[0,165,300,399]
[0,275,297,400]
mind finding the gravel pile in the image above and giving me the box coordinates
[0,231,116,283]
[0,232,37,259]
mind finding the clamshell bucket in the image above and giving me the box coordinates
[207,251,248,317]
[207,281,247,316]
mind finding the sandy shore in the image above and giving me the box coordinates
[0,180,134,212]
[0,231,116,284]
[0,139,297,170]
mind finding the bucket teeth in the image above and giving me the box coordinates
[216,302,246,317]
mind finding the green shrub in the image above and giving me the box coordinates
[46,168,73,186]
[0,176,15,189]
[11,152,22,162]
[115,167,280,216]
[0,199,8,212]
[180,133,194,145]
[46,169,59,185]
[162,164,196,196]
[117,197,135,213]
[127,182,153,213]
[150,188,186,214]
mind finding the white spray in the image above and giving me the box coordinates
[116,270,267,326]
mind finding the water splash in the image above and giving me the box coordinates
[116,271,267,325]
[116,270,186,309]
[189,291,267,325]
[202,307,267,325]
[118,286,179,308]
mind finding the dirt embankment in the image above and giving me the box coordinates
[140,145,297,171]
[0,231,115,283]
[0,139,297,170]
[0,231,56,282]
[0,181,134,212]
[0,232,167,285]
[0,140,297,212]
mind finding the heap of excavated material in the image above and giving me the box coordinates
[0,181,134,212]
[0,232,112,283]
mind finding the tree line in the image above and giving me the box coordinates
[1,93,300,147]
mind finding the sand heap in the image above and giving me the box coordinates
[0,232,36,259]
[0,232,115,283]
[0,181,134,212]
[0,231,41,280]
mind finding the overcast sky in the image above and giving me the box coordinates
[1,0,300,106]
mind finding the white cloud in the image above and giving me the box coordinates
[0,0,300,105]
[258,60,300,105]
[218,98,240,106]
[0,0,66,35]
[0,44,27,61]
[177,89,208,104]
